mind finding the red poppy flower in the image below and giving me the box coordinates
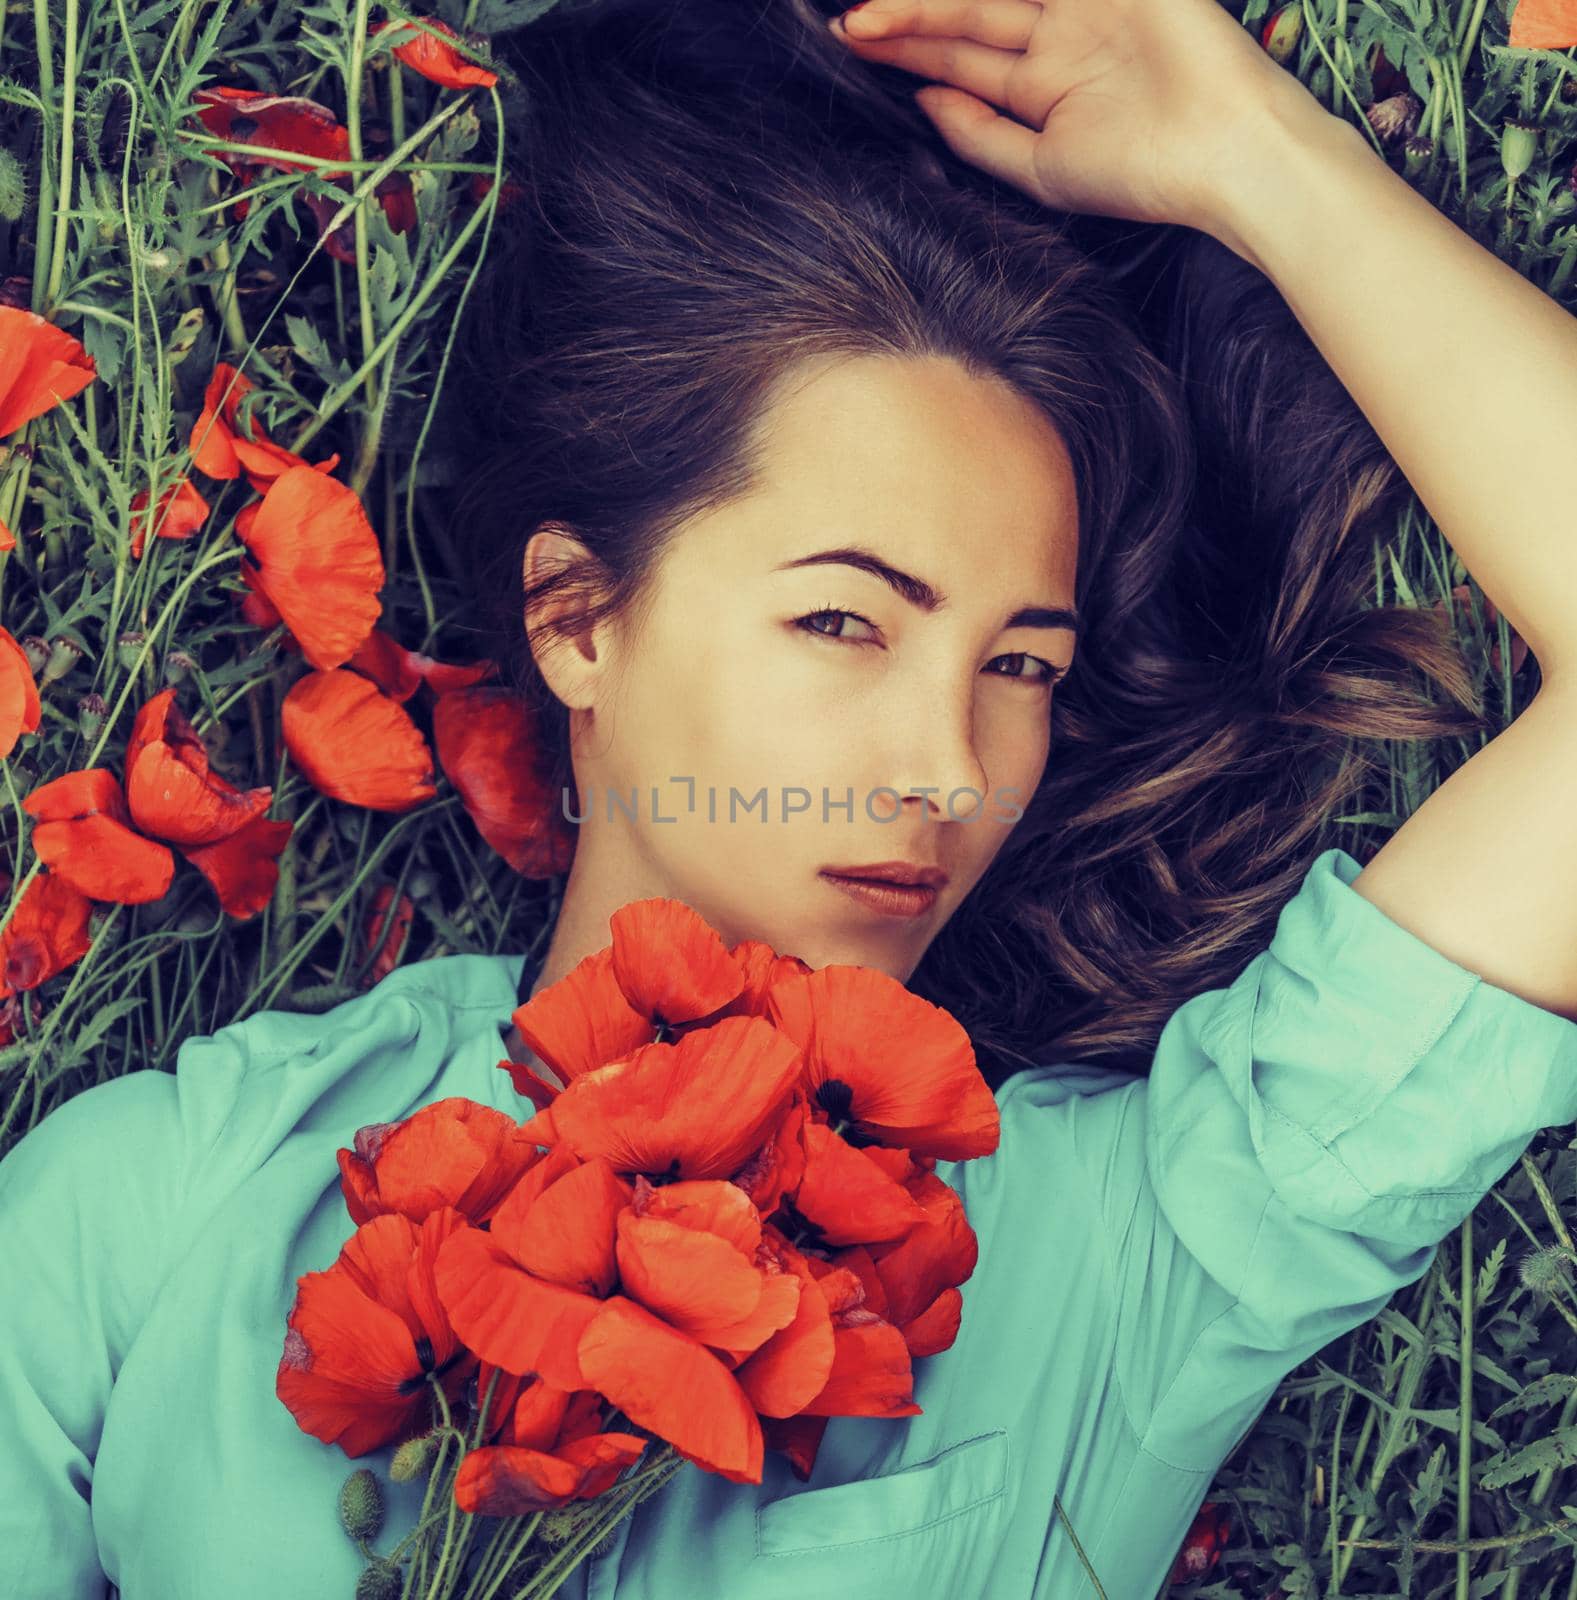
[0,868,93,998]
[361,881,415,987]
[452,1375,648,1517]
[124,684,273,846]
[431,686,576,878]
[373,16,500,89]
[234,466,384,670]
[0,305,96,438]
[1167,1501,1232,1584]
[22,689,292,917]
[1509,0,1577,49]
[277,1205,480,1457]
[281,667,437,811]
[434,1151,776,1482]
[767,965,1001,1160]
[191,86,358,248]
[0,513,15,551]
[0,624,42,760]
[338,1096,550,1228]
[128,474,210,559]
[504,898,811,1097]
[188,363,342,495]
[23,768,178,904]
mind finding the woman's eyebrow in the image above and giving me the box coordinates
[773,545,1080,633]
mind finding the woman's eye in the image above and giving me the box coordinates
[988,652,1063,686]
[794,608,879,643]
[795,612,1065,686]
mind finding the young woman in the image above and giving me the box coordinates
[5,1,1577,1596]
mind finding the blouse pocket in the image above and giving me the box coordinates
[753,1428,1010,1558]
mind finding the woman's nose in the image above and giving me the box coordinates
[883,693,990,824]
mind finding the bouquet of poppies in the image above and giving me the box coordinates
[276,895,1001,1599]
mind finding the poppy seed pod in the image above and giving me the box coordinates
[337,1466,385,1543]
[41,636,83,685]
[76,693,106,741]
[1501,119,1541,181]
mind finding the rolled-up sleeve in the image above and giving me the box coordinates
[1109,845,1577,1472]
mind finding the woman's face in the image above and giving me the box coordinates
[527,351,1080,986]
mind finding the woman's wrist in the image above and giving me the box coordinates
[1195,80,1373,277]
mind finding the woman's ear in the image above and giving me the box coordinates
[521,523,618,712]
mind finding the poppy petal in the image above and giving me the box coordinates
[235,465,385,670]
[431,686,575,878]
[576,1294,763,1484]
[282,668,437,812]
[0,306,97,437]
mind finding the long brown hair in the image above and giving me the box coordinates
[441,0,1489,1087]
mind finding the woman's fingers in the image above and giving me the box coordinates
[835,0,1043,54]
[911,87,1045,198]
[829,27,1035,121]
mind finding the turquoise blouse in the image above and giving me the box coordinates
[6,846,1577,1600]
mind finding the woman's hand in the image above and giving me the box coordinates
[827,0,1331,239]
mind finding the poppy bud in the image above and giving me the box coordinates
[353,1560,403,1600]
[1501,120,1540,181]
[1518,1244,1577,1296]
[1259,5,1302,63]
[389,1433,438,1483]
[0,146,26,224]
[1403,134,1434,179]
[337,1466,385,1543]
[164,649,197,684]
[404,867,438,900]
[538,1508,580,1546]
[77,692,106,740]
[41,636,83,685]
[116,631,146,670]
[20,635,50,676]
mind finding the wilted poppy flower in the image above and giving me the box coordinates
[234,466,384,670]
[344,626,496,702]
[282,667,437,811]
[338,1096,548,1228]
[124,686,273,846]
[128,474,211,559]
[188,363,342,494]
[1509,0,1577,49]
[373,16,500,89]
[191,86,357,245]
[22,689,292,917]
[1166,1501,1232,1584]
[361,881,415,987]
[0,306,97,438]
[277,1205,480,1457]
[452,1376,647,1516]
[431,686,576,878]
[0,868,93,998]
[0,624,42,759]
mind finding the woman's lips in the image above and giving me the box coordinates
[818,872,940,918]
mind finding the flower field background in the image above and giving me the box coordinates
[4,0,1577,1595]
